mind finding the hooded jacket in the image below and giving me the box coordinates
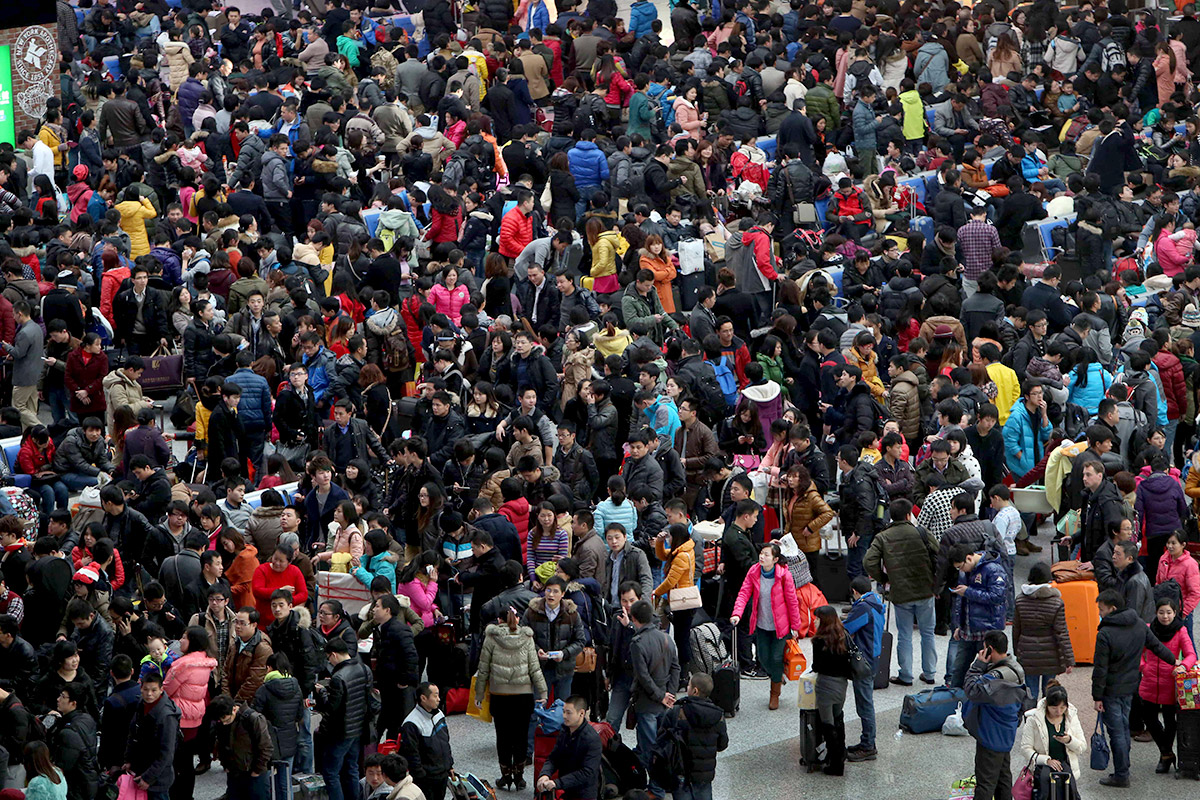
[251,670,302,760]
[1019,699,1087,781]
[125,695,182,791]
[1135,470,1189,541]
[664,696,728,784]
[914,41,951,91]
[568,141,610,190]
[521,597,587,679]
[952,554,1008,635]
[162,649,219,729]
[475,623,548,699]
[1012,583,1074,677]
[964,655,1030,753]
[1093,607,1175,699]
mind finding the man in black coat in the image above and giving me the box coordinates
[1076,462,1126,564]
[538,696,603,800]
[422,392,466,467]
[124,673,182,797]
[777,103,818,167]
[50,683,100,800]
[1019,266,1074,334]
[995,176,1047,251]
[512,265,562,335]
[315,639,375,800]
[0,614,37,700]
[456,531,507,634]
[112,264,170,356]
[661,674,729,797]
[644,145,684,213]
[371,595,420,740]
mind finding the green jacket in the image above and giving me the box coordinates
[913,458,971,506]
[863,521,939,605]
[621,284,679,345]
[628,91,655,140]
[337,35,362,68]
[668,155,705,198]
[755,353,785,391]
[806,84,840,130]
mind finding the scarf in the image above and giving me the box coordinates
[761,565,776,579]
[1151,614,1185,642]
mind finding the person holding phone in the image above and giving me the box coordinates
[963,630,1034,800]
[1018,681,1087,792]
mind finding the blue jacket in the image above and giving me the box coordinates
[568,141,610,190]
[226,367,274,432]
[1066,363,1113,415]
[1020,151,1048,182]
[963,655,1030,753]
[953,554,1008,635]
[177,78,206,130]
[302,346,337,404]
[851,99,879,152]
[149,246,182,287]
[353,550,398,592]
[1002,398,1051,479]
[843,591,885,661]
[642,395,681,444]
[526,1,549,32]
[629,0,657,38]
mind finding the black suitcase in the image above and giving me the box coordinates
[874,603,893,691]
[814,529,851,603]
[1177,709,1200,779]
[798,708,824,772]
[711,626,741,718]
[1034,766,1077,800]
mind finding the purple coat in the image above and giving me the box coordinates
[742,381,784,444]
[1134,471,1188,540]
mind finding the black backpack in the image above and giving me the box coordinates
[685,364,730,427]
[648,708,687,792]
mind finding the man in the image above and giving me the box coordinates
[1093,589,1176,787]
[1003,381,1053,484]
[602,524,653,608]
[567,130,610,211]
[507,329,559,413]
[1077,461,1125,564]
[537,696,602,800]
[850,86,881,175]
[112,265,169,356]
[189,584,238,691]
[1112,540,1154,622]
[209,693,274,800]
[98,656,140,770]
[1020,266,1074,334]
[373,594,420,739]
[629,599,680,796]
[932,94,978,159]
[622,269,679,347]
[674,397,720,509]
[914,439,973,507]
[225,607,273,702]
[101,356,153,433]
[123,672,181,800]
[67,597,115,692]
[966,403,1007,507]
[323,400,388,473]
[498,191,536,261]
[958,209,1002,299]
[2,302,43,428]
[47,683,99,800]
[226,350,274,478]
[720,500,761,676]
[843,576,884,762]
[946,545,1007,690]
[159,530,207,618]
[0,613,36,701]
[728,214,779,326]
[837,446,881,582]
[963,631,1032,800]
[267,589,322,703]
[865,500,939,687]
[876,431,915,502]
[554,423,599,507]
[400,683,454,800]
[315,638,376,800]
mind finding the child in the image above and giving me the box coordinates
[1056,79,1078,114]
[177,137,206,173]
[1026,341,1069,407]
[71,523,126,594]
[139,634,176,682]
[857,430,882,465]
[315,500,365,572]
[988,485,1020,622]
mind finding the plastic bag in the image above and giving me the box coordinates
[942,703,969,736]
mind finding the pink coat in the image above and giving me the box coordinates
[1139,625,1196,705]
[674,98,703,139]
[428,283,471,325]
[163,650,218,728]
[732,564,803,638]
[1159,551,1200,618]
[1155,228,1197,277]
[398,577,440,627]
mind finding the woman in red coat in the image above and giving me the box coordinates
[424,184,463,261]
[64,334,109,421]
[1140,597,1197,773]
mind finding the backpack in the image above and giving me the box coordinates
[442,154,467,187]
[688,621,732,674]
[17,699,48,743]
[846,60,880,100]
[870,396,893,434]
[649,710,687,792]
[1063,402,1089,441]
[1100,39,1126,72]
[870,471,892,529]
[689,364,730,426]
[1051,224,1077,263]
[629,158,648,198]
[370,48,399,89]
[711,356,739,408]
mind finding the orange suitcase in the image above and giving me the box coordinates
[1054,579,1099,665]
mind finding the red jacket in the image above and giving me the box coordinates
[830,188,871,227]
[250,562,309,627]
[1153,350,1187,420]
[742,226,779,282]
[401,294,427,363]
[718,340,752,387]
[64,347,110,415]
[71,545,126,590]
[498,207,534,258]
[498,497,531,561]
[544,37,565,85]
[426,206,463,244]
[0,294,12,344]
[1139,623,1196,705]
[16,439,54,475]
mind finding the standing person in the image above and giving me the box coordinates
[836,446,881,582]
[474,608,547,791]
[652,523,697,675]
[400,684,454,800]
[225,607,273,702]
[314,638,375,800]
[946,546,1008,689]
[1140,597,1196,774]
[659,673,728,800]
[730,542,803,710]
[963,631,1033,800]
[1012,563,1075,702]
[47,683,99,800]
[536,696,602,800]
[1093,589,1176,788]
[865,498,940,687]
[209,693,274,800]
[809,605,853,777]
[162,626,217,800]
[371,595,420,742]
[628,598,680,798]
[123,672,182,800]
[603,582,643,730]
[1158,530,1200,637]
[720,500,761,677]
[251,653,302,800]
[843,577,884,762]
[521,576,587,704]
[3,302,44,428]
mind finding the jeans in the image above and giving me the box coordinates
[755,629,787,683]
[270,761,291,800]
[1102,694,1133,781]
[245,428,267,481]
[847,532,873,581]
[635,708,665,794]
[1165,419,1180,467]
[1024,674,1056,702]
[1000,552,1015,622]
[893,598,937,683]
[605,674,633,729]
[60,473,100,491]
[318,735,360,800]
[946,637,984,689]
[675,782,712,800]
[293,703,313,774]
[46,387,73,426]
[32,481,70,514]
[227,772,270,800]
[851,674,876,750]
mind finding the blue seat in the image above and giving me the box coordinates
[1177,123,1187,135]
[926,108,936,130]
[1035,87,1043,101]
[759,136,777,161]
[924,175,941,207]
[984,161,994,178]
[827,266,843,295]
[102,55,122,80]
[0,440,29,489]
[1039,216,1072,253]
[363,209,380,237]
[900,175,925,204]
[815,197,829,224]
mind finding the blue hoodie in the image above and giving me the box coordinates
[843,590,885,661]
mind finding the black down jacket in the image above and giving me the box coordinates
[252,673,303,761]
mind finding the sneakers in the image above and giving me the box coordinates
[846,746,877,762]
[1098,775,1130,788]
[740,666,770,680]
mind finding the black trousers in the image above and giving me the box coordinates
[974,745,1012,800]
[490,693,534,768]
[416,776,448,800]
[1145,700,1179,757]
[380,684,415,741]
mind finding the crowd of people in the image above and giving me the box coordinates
[4,0,1200,797]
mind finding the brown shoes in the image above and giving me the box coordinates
[769,681,782,710]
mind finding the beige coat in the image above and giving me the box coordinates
[163,41,195,94]
[519,52,551,100]
[102,369,152,431]
[474,623,548,699]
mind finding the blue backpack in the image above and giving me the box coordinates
[712,356,738,408]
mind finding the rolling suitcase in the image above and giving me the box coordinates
[1177,709,1200,779]
[711,626,741,718]
[1035,768,1077,800]
[814,523,850,603]
[798,708,824,772]
[1054,579,1099,664]
[874,602,893,691]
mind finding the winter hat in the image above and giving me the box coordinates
[440,510,464,533]
[72,164,89,181]
[933,324,955,340]
[1185,304,1200,329]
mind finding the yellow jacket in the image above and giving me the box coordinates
[1044,441,1088,512]
[116,197,157,257]
[195,399,213,445]
[39,124,63,168]
[845,345,885,401]
[987,362,1021,426]
[590,230,622,280]
[594,327,632,359]
[653,537,696,599]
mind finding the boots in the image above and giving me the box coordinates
[769,681,782,710]
[497,764,512,791]
[822,719,846,776]
[511,760,527,791]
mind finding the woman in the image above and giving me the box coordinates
[784,465,835,558]
[164,626,217,800]
[547,152,580,227]
[35,640,99,719]
[593,475,638,539]
[718,399,767,456]
[358,365,392,442]
[1153,214,1198,277]
[475,607,547,791]
[71,527,126,592]
[1158,530,1200,637]
[1012,562,1075,701]
[339,460,380,513]
[251,652,303,800]
[526,501,570,581]
[478,330,513,387]
[1154,42,1177,108]
[587,217,623,296]
[730,543,802,710]
[595,53,633,117]
[19,742,67,800]
[415,482,446,556]
[466,382,504,443]
[756,336,788,393]
[559,331,595,411]
[1066,348,1113,416]
[352,529,399,592]
[317,500,366,567]
[429,265,470,326]
[695,138,727,195]
[216,528,258,609]
[397,551,441,627]
[639,234,676,314]
[425,184,463,260]
[481,254,513,319]
[1141,597,1196,773]
[808,604,853,776]
[1136,451,1189,569]
[1018,682,1088,788]
[17,425,70,515]
[673,83,706,139]
[316,599,360,653]
[653,523,697,679]
[988,32,1022,79]
[168,286,193,338]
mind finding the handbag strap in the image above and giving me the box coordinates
[1094,717,1105,736]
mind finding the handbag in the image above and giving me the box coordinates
[276,440,311,467]
[1012,755,1037,800]
[138,345,185,391]
[467,675,492,723]
[1089,717,1110,771]
[1050,560,1090,583]
[678,238,704,275]
[784,638,807,680]
[539,181,552,215]
[575,645,597,673]
[534,699,564,734]
[847,635,872,681]
[1177,662,1200,710]
[668,585,702,610]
